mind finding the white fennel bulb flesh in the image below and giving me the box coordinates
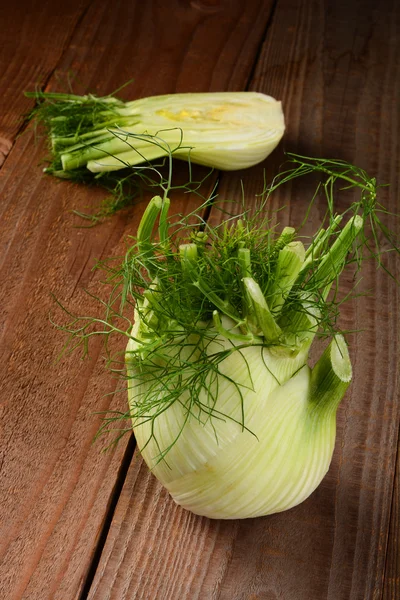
[126,316,350,519]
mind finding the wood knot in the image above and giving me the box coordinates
[190,0,221,14]
[0,137,12,167]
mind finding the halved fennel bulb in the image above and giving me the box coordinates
[28,90,284,174]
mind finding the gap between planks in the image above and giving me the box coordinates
[78,435,137,600]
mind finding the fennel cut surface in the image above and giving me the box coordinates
[64,156,398,520]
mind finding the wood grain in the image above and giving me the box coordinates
[46,0,274,98]
[87,0,400,599]
[384,439,400,600]
[0,1,277,599]
[0,0,91,165]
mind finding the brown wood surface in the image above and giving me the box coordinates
[385,437,400,600]
[0,0,91,165]
[88,1,400,599]
[0,1,399,600]
[0,1,277,599]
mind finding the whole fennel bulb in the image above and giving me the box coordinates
[67,155,397,520]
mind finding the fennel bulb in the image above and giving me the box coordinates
[127,315,350,519]
[64,155,398,519]
[27,90,284,174]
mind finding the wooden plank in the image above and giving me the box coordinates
[0,136,140,600]
[0,0,90,166]
[0,1,277,599]
[230,3,400,600]
[87,0,400,599]
[45,0,273,97]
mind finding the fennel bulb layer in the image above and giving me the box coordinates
[126,316,348,520]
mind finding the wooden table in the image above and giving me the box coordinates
[1,1,399,598]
